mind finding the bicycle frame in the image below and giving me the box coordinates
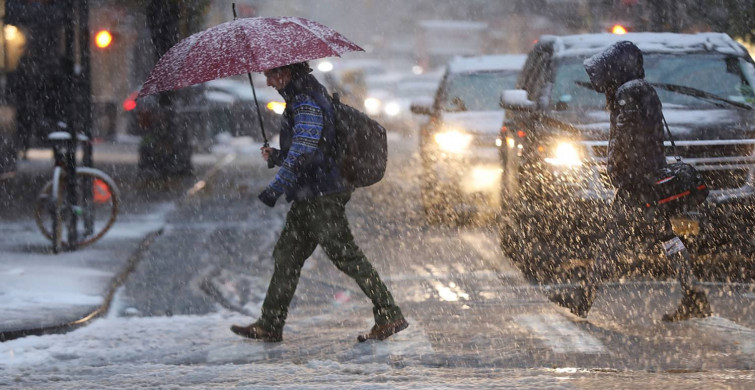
[50,130,82,249]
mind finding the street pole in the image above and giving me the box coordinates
[78,0,92,168]
[61,0,79,247]
[77,0,94,236]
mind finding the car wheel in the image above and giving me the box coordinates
[501,192,597,284]
[421,176,450,224]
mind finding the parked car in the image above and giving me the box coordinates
[411,54,527,220]
[123,79,284,149]
[203,78,285,140]
[363,71,442,133]
[498,32,755,270]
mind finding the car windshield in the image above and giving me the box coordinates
[440,70,519,111]
[551,54,755,110]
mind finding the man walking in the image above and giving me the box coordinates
[548,41,711,322]
[231,62,407,342]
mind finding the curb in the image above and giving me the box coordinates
[0,152,237,343]
[0,230,162,342]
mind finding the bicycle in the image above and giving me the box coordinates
[34,123,120,253]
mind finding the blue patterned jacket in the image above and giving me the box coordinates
[265,74,351,202]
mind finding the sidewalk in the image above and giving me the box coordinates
[0,136,257,341]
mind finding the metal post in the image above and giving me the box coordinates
[77,0,94,236]
[79,0,92,167]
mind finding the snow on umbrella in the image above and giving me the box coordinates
[137,16,364,98]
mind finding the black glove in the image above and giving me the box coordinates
[267,148,281,169]
[258,188,279,207]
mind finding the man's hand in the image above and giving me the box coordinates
[261,146,273,161]
[258,188,278,207]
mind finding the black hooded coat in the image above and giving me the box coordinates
[584,41,666,191]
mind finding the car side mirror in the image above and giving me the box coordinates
[410,97,434,116]
[500,89,535,112]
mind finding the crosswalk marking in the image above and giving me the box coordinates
[515,313,608,354]
[694,316,755,355]
[385,269,499,282]
[461,232,525,280]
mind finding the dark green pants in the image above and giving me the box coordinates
[258,192,403,332]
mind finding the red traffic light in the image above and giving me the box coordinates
[95,29,113,49]
[611,24,628,35]
[123,91,138,111]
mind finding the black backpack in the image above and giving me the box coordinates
[328,93,388,188]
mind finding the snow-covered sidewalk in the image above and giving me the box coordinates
[0,135,262,341]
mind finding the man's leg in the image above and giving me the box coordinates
[315,193,406,340]
[653,212,711,321]
[259,201,319,332]
[232,201,318,340]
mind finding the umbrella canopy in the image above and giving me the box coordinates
[138,17,363,97]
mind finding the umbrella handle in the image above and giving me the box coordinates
[247,72,270,148]
[233,3,271,148]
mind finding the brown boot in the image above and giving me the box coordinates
[357,318,409,342]
[230,322,283,342]
[662,290,711,322]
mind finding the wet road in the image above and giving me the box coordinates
[5,131,751,388]
[116,130,754,373]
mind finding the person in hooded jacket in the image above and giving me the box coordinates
[547,41,711,322]
[230,62,408,342]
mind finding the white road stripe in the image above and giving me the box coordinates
[385,270,499,282]
[461,232,525,280]
[694,316,755,355]
[516,313,608,354]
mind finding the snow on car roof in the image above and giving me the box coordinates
[544,32,748,58]
[447,54,527,74]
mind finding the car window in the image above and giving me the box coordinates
[439,71,519,111]
[644,54,755,106]
[550,54,755,110]
[550,59,605,110]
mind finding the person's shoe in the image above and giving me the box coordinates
[547,287,593,318]
[662,290,711,322]
[230,322,282,342]
[357,318,409,342]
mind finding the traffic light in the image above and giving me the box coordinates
[95,29,113,49]
[610,24,628,35]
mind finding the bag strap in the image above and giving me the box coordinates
[661,114,682,163]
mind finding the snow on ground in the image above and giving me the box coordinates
[0,207,170,331]
[1,307,752,389]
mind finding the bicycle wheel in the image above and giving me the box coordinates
[34,167,64,253]
[35,168,120,250]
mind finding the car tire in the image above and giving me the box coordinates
[421,176,450,224]
[500,188,598,284]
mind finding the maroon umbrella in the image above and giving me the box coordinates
[138,16,363,97]
[138,14,363,146]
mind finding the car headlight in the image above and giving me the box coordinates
[266,101,286,115]
[384,101,401,116]
[543,141,582,167]
[434,128,473,153]
[317,61,334,72]
[364,97,382,115]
